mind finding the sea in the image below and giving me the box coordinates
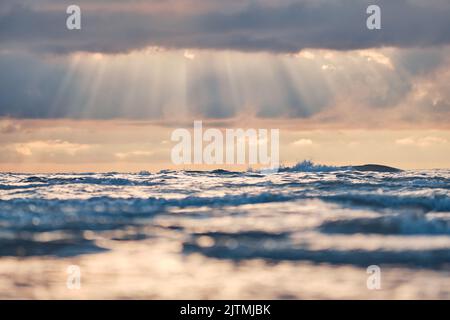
[0,161,449,299]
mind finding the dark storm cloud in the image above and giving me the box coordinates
[1,0,450,122]
[1,0,450,54]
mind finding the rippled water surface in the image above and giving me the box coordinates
[1,166,450,299]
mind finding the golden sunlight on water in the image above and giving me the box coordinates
[0,238,449,299]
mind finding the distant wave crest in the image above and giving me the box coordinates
[278,160,344,172]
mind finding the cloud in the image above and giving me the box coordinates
[1,44,450,125]
[183,50,195,60]
[358,50,394,70]
[293,138,313,146]
[396,136,448,147]
[395,137,415,145]
[0,120,22,133]
[115,150,154,161]
[14,140,91,155]
[1,0,450,125]
[3,140,93,163]
[1,0,450,54]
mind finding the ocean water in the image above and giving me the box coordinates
[0,162,450,299]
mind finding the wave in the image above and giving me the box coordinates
[183,238,450,268]
[319,215,450,235]
[277,160,403,173]
[321,193,450,212]
[1,170,450,268]
[278,160,344,172]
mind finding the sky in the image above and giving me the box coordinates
[1,0,450,172]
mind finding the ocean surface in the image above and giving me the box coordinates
[0,162,449,299]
